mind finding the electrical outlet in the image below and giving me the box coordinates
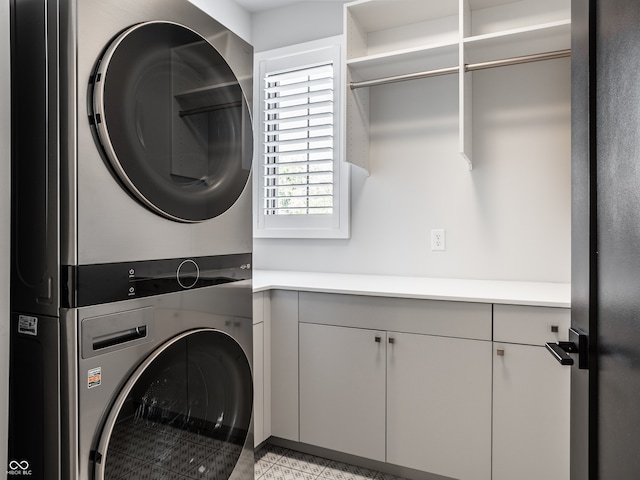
[431,229,446,251]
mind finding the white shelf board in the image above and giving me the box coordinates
[464,19,571,64]
[347,41,459,82]
[468,0,517,10]
[346,0,458,33]
[466,0,570,37]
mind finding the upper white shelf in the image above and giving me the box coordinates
[464,19,571,63]
[343,0,571,172]
[345,0,458,35]
[463,0,570,36]
[347,41,459,83]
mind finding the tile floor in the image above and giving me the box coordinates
[255,444,407,480]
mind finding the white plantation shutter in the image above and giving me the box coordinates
[263,63,335,216]
[255,39,349,239]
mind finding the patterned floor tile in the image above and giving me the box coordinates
[261,464,318,480]
[282,450,331,466]
[275,450,331,476]
[256,445,289,464]
[319,461,379,480]
[252,445,408,480]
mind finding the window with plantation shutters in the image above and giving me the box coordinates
[254,38,350,239]
[264,63,335,216]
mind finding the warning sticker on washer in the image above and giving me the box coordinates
[17,315,38,336]
[88,367,102,389]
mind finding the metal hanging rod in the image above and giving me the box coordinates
[349,49,571,90]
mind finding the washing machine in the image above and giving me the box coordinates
[66,275,254,480]
[10,258,254,480]
[9,0,254,479]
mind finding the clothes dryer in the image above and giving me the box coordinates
[11,0,253,318]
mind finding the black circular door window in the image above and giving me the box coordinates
[94,329,253,480]
[91,22,252,222]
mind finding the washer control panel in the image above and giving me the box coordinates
[63,253,252,307]
[177,259,200,289]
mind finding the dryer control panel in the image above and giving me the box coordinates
[62,253,252,308]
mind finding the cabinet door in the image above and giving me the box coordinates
[387,332,492,480]
[271,290,299,441]
[493,343,570,480]
[299,323,386,461]
[253,322,265,445]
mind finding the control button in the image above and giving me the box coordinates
[177,259,199,289]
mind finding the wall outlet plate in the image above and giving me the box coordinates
[431,229,446,251]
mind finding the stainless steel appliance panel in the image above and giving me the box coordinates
[60,0,253,266]
[61,280,253,480]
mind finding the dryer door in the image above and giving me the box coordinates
[94,329,253,480]
[91,21,252,223]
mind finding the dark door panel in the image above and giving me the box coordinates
[570,0,596,478]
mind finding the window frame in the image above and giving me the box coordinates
[253,36,350,239]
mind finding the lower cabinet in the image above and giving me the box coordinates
[271,292,570,480]
[298,292,493,480]
[492,305,570,480]
[253,321,265,445]
[270,289,299,441]
[253,291,270,446]
[387,332,492,480]
[300,324,386,461]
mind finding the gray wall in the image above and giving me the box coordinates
[189,0,252,42]
[252,6,571,283]
[252,1,348,52]
[0,0,10,470]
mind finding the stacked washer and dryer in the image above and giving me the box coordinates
[9,1,254,479]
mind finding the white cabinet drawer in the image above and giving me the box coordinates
[299,292,492,341]
[493,304,570,345]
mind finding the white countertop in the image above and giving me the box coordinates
[253,270,571,308]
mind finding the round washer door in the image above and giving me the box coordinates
[94,329,253,480]
[91,21,252,222]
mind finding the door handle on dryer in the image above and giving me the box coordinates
[93,326,148,351]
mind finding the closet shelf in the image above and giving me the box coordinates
[347,41,458,83]
[343,0,571,173]
[464,19,571,63]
